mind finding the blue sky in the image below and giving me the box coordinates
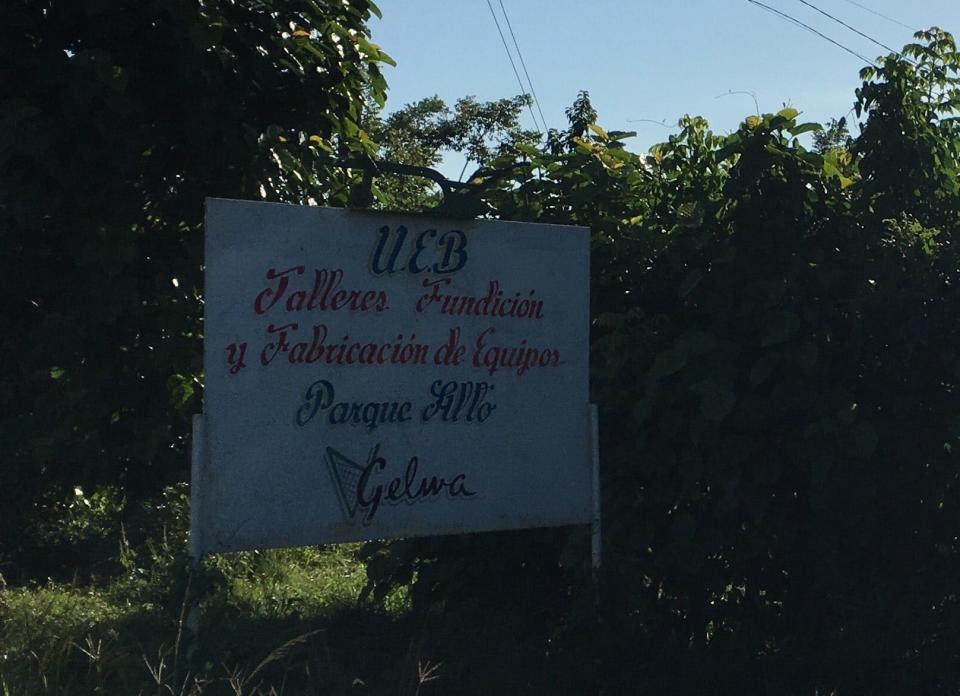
[369,0,960,178]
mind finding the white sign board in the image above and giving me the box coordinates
[194,198,590,554]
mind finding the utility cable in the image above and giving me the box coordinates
[793,0,906,60]
[835,0,916,32]
[484,0,544,135]
[746,0,875,65]
[497,0,550,132]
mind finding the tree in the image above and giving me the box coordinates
[547,89,599,154]
[854,26,960,227]
[0,0,391,573]
[812,116,852,154]
[362,32,960,694]
[363,94,539,210]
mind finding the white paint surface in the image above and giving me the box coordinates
[195,198,590,553]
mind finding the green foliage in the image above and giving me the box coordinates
[364,95,450,209]
[0,0,390,566]
[361,30,960,694]
[438,95,540,170]
[854,27,960,226]
[547,89,600,153]
[364,94,539,210]
[5,5,960,692]
[812,116,852,154]
[0,487,419,695]
[0,583,132,693]
[209,545,371,619]
[37,486,124,549]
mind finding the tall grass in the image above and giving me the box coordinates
[0,486,428,695]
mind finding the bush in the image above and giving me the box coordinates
[362,29,960,694]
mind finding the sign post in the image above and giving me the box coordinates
[192,198,594,554]
[590,403,601,603]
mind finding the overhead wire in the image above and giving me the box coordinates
[497,0,550,132]
[835,0,916,32]
[484,0,544,136]
[746,0,876,65]
[792,0,907,61]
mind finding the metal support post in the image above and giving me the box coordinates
[590,404,601,605]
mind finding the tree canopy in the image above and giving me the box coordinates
[361,29,960,694]
[363,93,538,210]
[0,0,391,562]
[4,7,960,691]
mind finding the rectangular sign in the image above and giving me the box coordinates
[194,198,590,554]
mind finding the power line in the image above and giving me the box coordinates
[835,0,916,32]
[497,0,550,132]
[746,0,875,66]
[793,0,904,59]
[484,0,544,135]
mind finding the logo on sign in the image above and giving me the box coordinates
[325,444,477,525]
